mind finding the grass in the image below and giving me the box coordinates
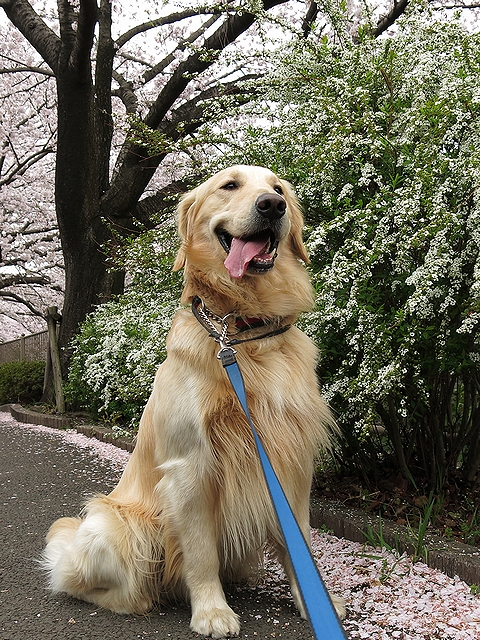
[362,515,400,555]
[361,492,440,564]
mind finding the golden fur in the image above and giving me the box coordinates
[42,165,345,638]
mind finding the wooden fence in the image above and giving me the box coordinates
[0,330,48,364]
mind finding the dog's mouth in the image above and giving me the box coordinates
[216,229,278,279]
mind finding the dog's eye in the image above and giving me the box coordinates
[273,185,284,195]
[221,181,238,191]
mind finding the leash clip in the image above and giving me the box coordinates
[217,345,237,367]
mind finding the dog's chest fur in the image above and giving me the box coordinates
[155,311,328,571]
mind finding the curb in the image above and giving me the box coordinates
[310,495,480,587]
[9,403,73,429]
[75,423,135,452]
[2,404,479,587]
[1,404,135,452]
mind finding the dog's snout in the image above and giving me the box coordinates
[255,193,286,220]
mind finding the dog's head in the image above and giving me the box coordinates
[173,166,309,281]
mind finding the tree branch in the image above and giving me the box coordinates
[159,74,260,134]
[127,75,260,227]
[0,289,46,316]
[374,0,410,38]
[70,0,98,77]
[302,1,319,38]
[0,0,60,74]
[115,51,154,68]
[112,71,138,113]
[102,0,287,221]
[145,0,286,131]
[0,273,50,289]
[0,148,54,187]
[135,181,189,225]
[115,7,221,50]
[438,2,480,7]
[95,0,115,191]
[0,65,55,77]
[142,15,221,85]
[5,225,58,237]
[57,0,76,50]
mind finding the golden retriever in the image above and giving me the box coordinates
[42,165,345,637]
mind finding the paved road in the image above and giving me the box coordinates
[0,413,316,640]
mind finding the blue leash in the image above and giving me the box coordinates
[218,346,347,640]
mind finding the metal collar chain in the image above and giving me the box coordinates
[195,298,229,327]
[194,299,237,355]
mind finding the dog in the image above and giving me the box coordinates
[42,165,345,638]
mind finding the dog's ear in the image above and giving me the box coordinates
[281,180,310,264]
[173,187,198,271]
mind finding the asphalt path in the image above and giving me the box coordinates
[0,412,317,640]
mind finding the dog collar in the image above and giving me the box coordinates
[191,296,291,347]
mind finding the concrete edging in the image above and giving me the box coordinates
[310,495,480,587]
[2,403,479,587]
[1,404,135,452]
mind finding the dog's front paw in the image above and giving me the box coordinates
[190,606,240,638]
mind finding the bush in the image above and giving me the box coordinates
[65,6,480,486]
[65,293,178,427]
[0,361,45,404]
[65,224,182,429]
[214,8,480,488]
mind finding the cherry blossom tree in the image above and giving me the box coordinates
[0,23,61,339]
[0,0,299,366]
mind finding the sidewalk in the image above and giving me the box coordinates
[2,408,480,639]
[5,403,480,587]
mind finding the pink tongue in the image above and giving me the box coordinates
[224,236,270,279]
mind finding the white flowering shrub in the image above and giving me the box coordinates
[66,226,182,428]
[218,8,480,485]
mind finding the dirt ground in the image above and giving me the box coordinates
[314,468,480,549]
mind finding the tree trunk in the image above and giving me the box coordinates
[52,0,123,371]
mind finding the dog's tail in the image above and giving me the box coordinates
[41,497,165,614]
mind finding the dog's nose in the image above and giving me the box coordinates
[255,193,286,220]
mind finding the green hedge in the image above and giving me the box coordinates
[0,361,45,404]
